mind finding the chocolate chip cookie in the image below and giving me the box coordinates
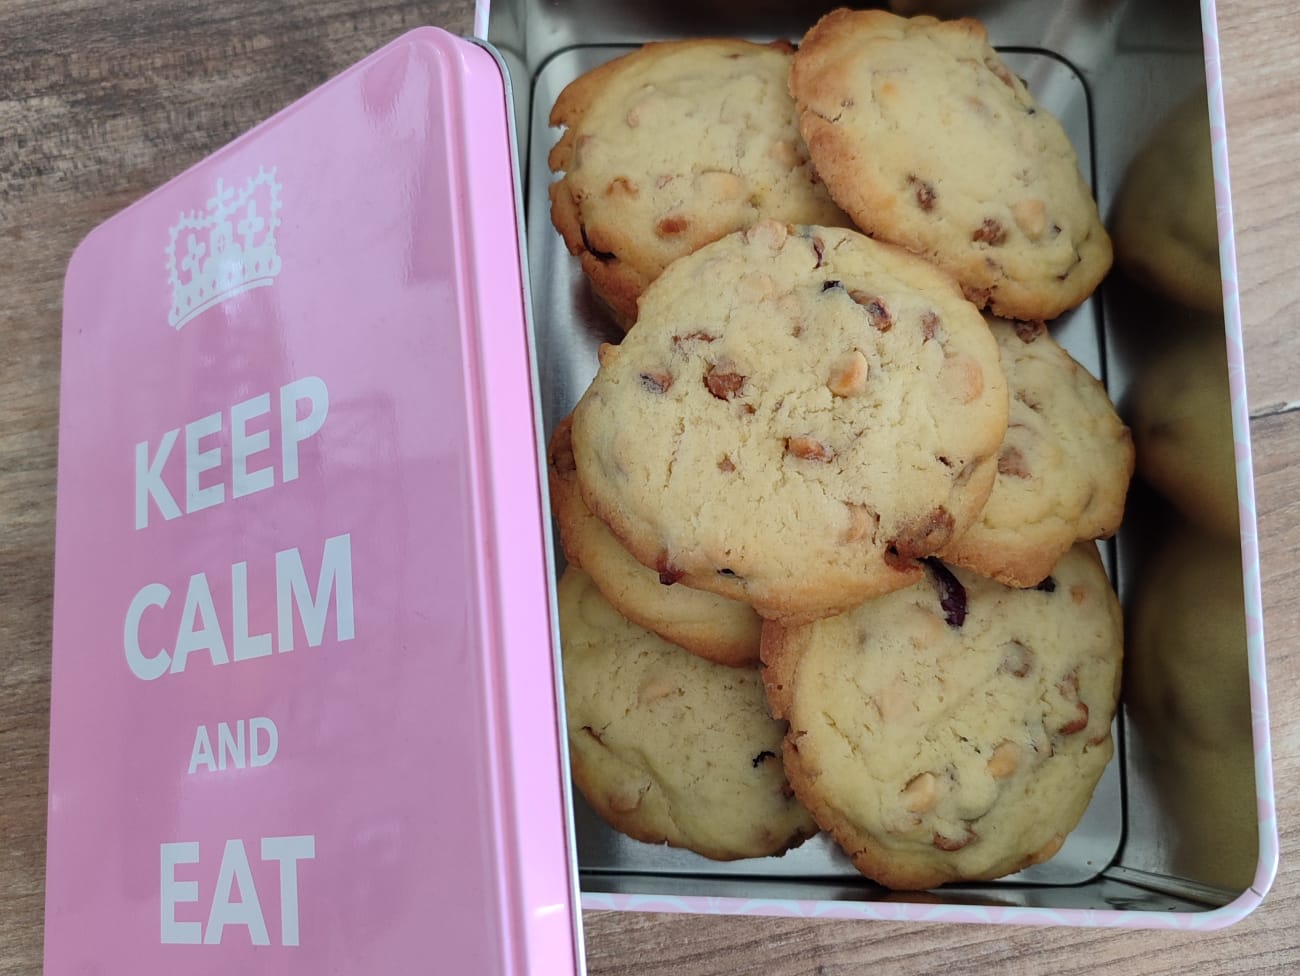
[762,543,1122,889]
[548,413,762,666]
[790,9,1111,321]
[559,566,817,860]
[570,220,1009,622]
[548,38,850,328]
[937,317,1133,586]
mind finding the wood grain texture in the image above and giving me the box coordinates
[1,1,1297,974]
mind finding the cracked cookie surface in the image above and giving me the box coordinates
[548,413,763,666]
[548,38,850,328]
[570,220,1008,622]
[937,317,1134,586]
[558,567,817,860]
[790,9,1111,321]
[761,543,1122,890]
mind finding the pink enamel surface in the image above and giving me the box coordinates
[46,28,578,975]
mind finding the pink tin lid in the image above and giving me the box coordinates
[46,28,582,975]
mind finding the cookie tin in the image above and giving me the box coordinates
[482,0,1278,933]
[45,1,1281,971]
[46,29,582,975]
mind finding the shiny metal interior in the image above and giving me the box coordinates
[488,0,1259,914]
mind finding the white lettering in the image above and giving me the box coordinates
[159,835,314,946]
[280,376,329,483]
[217,721,245,771]
[170,572,229,674]
[124,582,171,680]
[188,718,277,774]
[276,534,355,652]
[204,839,269,946]
[134,376,329,528]
[135,431,182,530]
[261,835,315,947]
[125,535,353,681]
[249,717,278,767]
[188,725,216,774]
[160,841,202,944]
[231,561,272,662]
[231,392,274,499]
[184,411,225,514]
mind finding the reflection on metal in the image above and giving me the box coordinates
[489,0,1258,915]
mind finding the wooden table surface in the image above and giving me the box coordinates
[2,1,1297,973]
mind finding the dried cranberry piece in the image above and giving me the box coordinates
[672,331,716,347]
[1035,576,1057,593]
[656,553,684,586]
[907,174,937,211]
[923,558,967,627]
[579,223,616,261]
[639,370,672,393]
[1013,319,1046,343]
[973,218,1008,246]
[920,310,941,341]
[656,215,689,236]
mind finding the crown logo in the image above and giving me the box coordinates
[166,168,282,329]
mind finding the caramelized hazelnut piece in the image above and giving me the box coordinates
[933,827,977,851]
[890,508,955,559]
[1000,640,1033,678]
[705,365,745,400]
[849,291,892,332]
[842,503,878,544]
[1012,198,1047,239]
[785,436,835,462]
[827,350,870,397]
[901,772,940,813]
[987,741,1020,780]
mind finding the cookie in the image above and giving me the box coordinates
[570,220,1009,623]
[937,317,1133,586]
[548,38,850,328]
[558,566,817,860]
[1131,330,1238,538]
[1112,90,1223,312]
[790,9,1111,321]
[548,413,762,666]
[762,544,1122,889]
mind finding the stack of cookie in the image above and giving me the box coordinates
[546,8,1133,889]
